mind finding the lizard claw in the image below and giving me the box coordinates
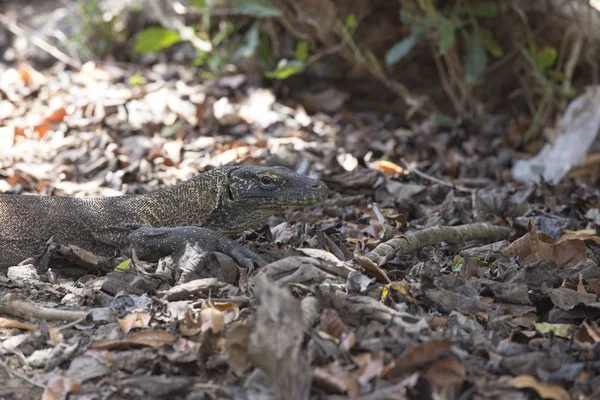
[128,226,268,274]
[229,246,268,274]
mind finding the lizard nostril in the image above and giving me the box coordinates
[312,183,321,190]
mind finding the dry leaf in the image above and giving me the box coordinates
[577,274,587,294]
[371,160,404,176]
[318,308,348,339]
[313,361,360,396]
[203,301,240,324]
[424,357,466,397]
[427,316,448,330]
[19,63,47,88]
[534,323,576,339]
[339,332,356,352]
[553,239,586,269]
[558,228,600,244]
[386,339,456,379]
[382,281,416,304]
[297,88,349,113]
[588,279,600,296]
[503,221,554,263]
[180,310,203,337]
[42,376,82,400]
[508,375,570,400]
[574,321,600,348]
[356,255,391,283]
[0,317,37,331]
[351,352,385,385]
[42,107,68,124]
[32,124,52,138]
[225,324,252,374]
[200,306,224,334]
[119,312,152,334]
[48,325,64,346]
[503,220,586,268]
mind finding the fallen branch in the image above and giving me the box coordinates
[0,294,88,322]
[360,223,513,266]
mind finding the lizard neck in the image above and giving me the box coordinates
[133,170,226,227]
[203,199,277,234]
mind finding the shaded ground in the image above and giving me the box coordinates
[1,3,600,400]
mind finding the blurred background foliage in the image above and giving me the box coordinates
[24,0,600,141]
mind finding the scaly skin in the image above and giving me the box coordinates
[0,166,329,268]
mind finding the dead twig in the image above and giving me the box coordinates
[0,357,45,389]
[399,158,475,193]
[399,158,480,221]
[371,202,397,241]
[560,29,584,109]
[58,316,88,331]
[0,13,81,69]
[362,223,513,265]
[0,294,88,322]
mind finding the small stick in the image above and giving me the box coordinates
[399,158,475,193]
[58,316,88,331]
[371,202,397,241]
[0,294,88,322]
[0,357,45,388]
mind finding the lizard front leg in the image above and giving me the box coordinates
[127,226,267,272]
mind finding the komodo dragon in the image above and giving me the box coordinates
[0,165,329,270]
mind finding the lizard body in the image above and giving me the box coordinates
[0,166,328,269]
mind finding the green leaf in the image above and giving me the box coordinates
[429,113,458,128]
[547,70,567,82]
[346,13,357,29]
[471,2,497,17]
[234,22,260,59]
[265,59,304,79]
[190,0,206,8]
[438,18,455,55]
[128,74,146,86]
[520,48,548,87]
[534,46,557,70]
[400,9,417,24]
[295,40,309,62]
[161,121,184,137]
[208,53,224,72]
[234,0,280,17]
[193,51,208,66]
[463,30,487,85]
[134,27,181,53]
[115,259,131,272]
[452,257,464,272]
[259,32,272,65]
[385,34,418,65]
[480,28,503,57]
[534,323,576,338]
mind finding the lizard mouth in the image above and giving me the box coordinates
[260,190,329,208]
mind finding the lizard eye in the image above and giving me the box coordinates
[260,176,275,186]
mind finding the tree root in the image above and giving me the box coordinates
[361,223,513,266]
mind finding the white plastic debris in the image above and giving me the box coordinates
[512,85,600,184]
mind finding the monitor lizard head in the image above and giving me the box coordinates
[226,165,329,208]
[204,165,329,234]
